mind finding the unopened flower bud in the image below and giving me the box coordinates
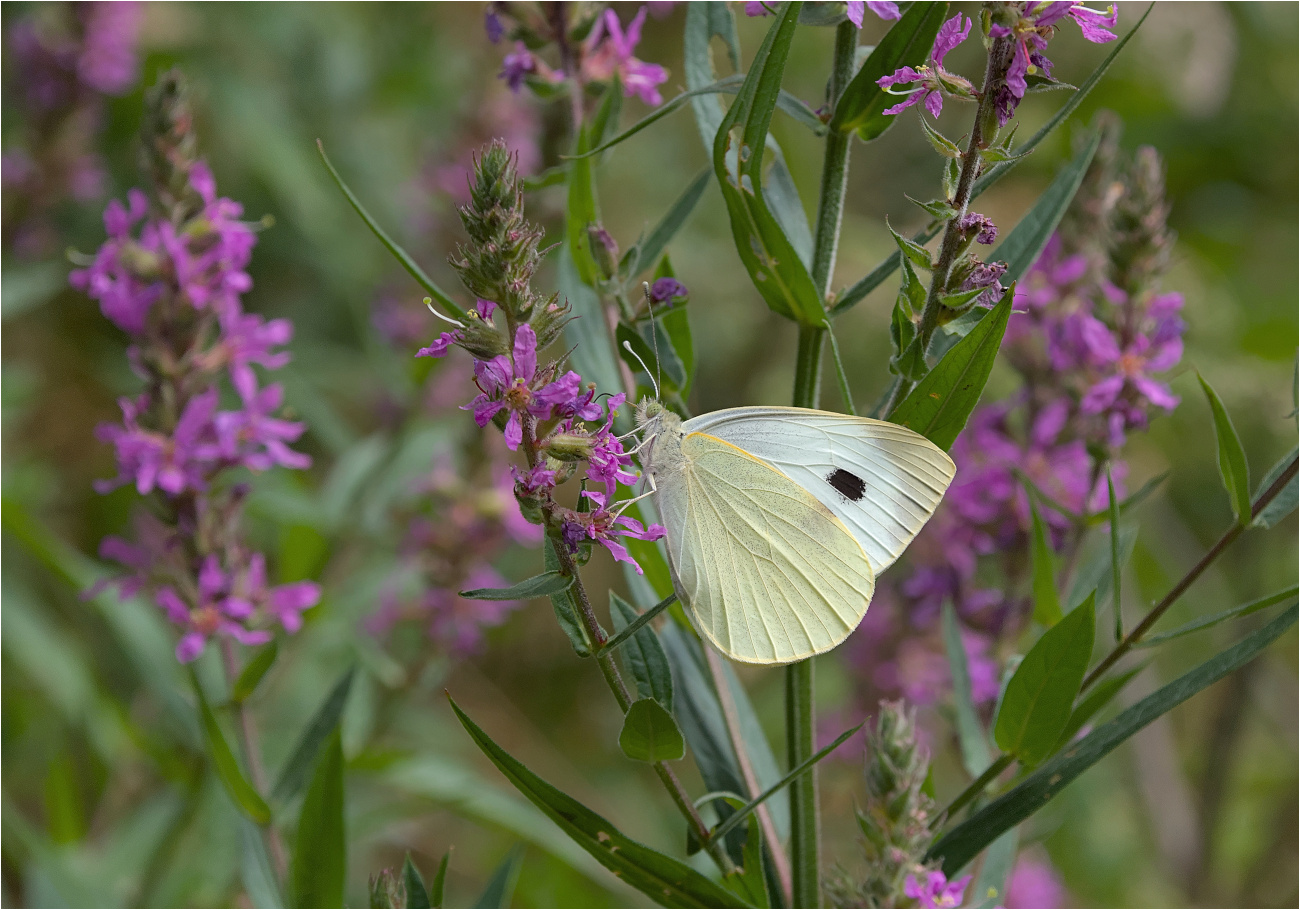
[588,224,620,280]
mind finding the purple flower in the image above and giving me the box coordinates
[484,5,505,43]
[512,463,558,496]
[747,1,898,24]
[562,489,666,574]
[417,299,497,359]
[207,373,311,473]
[242,553,321,634]
[95,389,217,496]
[583,7,669,106]
[648,277,688,305]
[500,42,537,93]
[904,870,972,909]
[958,212,998,245]
[1005,852,1068,908]
[465,324,582,449]
[77,2,143,95]
[877,14,972,117]
[160,556,272,663]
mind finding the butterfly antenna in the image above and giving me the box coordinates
[642,281,663,400]
[621,340,660,400]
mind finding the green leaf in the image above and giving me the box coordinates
[402,853,432,909]
[712,2,826,327]
[448,697,751,908]
[919,116,962,158]
[888,286,1013,450]
[829,1,948,140]
[461,571,573,601]
[1252,447,1298,529]
[473,846,524,909]
[543,538,594,657]
[609,593,675,710]
[1028,497,1063,627]
[993,595,1095,766]
[1052,665,1143,751]
[292,729,347,909]
[723,820,770,908]
[942,602,991,777]
[707,723,862,846]
[970,826,1019,910]
[995,130,1101,284]
[685,4,743,151]
[1135,586,1299,649]
[232,642,279,704]
[567,115,605,289]
[239,817,285,908]
[316,141,461,318]
[889,222,933,270]
[191,673,271,825]
[623,168,713,279]
[933,604,1298,875]
[1065,524,1137,612]
[831,6,1154,315]
[1198,372,1253,525]
[431,850,450,908]
[273,666,355,804]
[620,698,687,763]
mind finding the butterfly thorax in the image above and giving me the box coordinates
[635,397,688,478]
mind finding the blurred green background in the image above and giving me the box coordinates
[2,2,1296,906]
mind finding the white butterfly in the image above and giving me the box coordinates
[635,400,956,665]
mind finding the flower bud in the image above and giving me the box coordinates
[588,224,620,281]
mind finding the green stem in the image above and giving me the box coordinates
[785,24,859,907]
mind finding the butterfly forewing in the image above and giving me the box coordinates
[656,431,876,664]
[682,408,956,574]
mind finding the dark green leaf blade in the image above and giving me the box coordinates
[712,2,826,327]
[723,821,770,908]
[448,697,750,908]
[1252,447,1298,529]
[316,141,461,317]
[473,846,524,909]
[1135,586,1298,648]
[1028,497,1063,627]
[272,666,356,804]
[888,287,1013,450]
[620,698,687,763]
[292,730,347,909]
[460,571,573,601]
[403,853,431,909]
[829,2,948,140]
[543,539,593,657]
[191,674,271,825]
[610,593,675,710]
[941,602,991,777]
[1198,372,1252,525]
[1052,665,1143,751]
[992,595,1095,766]
[431,850,451,908]
[933,605,1298,875]
[232,642,278,704]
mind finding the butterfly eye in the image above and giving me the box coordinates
[826,468,867,502]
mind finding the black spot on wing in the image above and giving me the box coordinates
[826,468,866,502]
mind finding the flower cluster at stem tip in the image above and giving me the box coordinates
[72,72,319,663]
[418,141,666,573]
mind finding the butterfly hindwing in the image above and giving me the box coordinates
[655,431,876,664]
[681,407,956,575]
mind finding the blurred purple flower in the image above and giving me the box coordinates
[583,7,668,106]
[904,870,971,909]
[77,2,143,94]
[484,5,505,43]
[1004,851,1068,908]
[500,42,537,93]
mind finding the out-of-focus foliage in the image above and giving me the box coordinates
[2,3,1295,907]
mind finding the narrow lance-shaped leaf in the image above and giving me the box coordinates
[1028,496,1063,627]
[609,593,675,710]
[232,642,278,704]
[430,850,451,908]
[403,853,432,909]
[993,595,1095,766]
[829,2,948,141]
[620,698,687,763]
[316,141,462,317]
[941,602,991,777]
[1198,372,1252,525]
[1135,587,1299,649]
[448,696,751,908]
[543,538,593,657]
[272,666,355,804]
[933,605,1298,874]
[473,846,525,909]
[888,286,1013,450]
[1052,665,1143,751]
[461,571,573,601]
[712,2,826,327]
[623,168,713,280]
[971,827,1019,910]
[1252,447,1298,529]
[292,730,347,909]
[191,672,272,825]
